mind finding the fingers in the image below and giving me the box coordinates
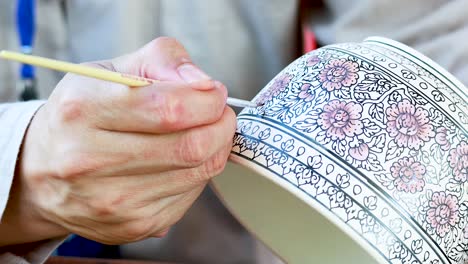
[53,76,228,134]
[125,141,233,204]
[57,107,236,179]
[60,185,205,244]
[111,37,210,82]
[92,79,228,133]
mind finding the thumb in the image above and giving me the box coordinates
[110,37,211,82]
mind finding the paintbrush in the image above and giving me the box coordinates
[0,50,258,108]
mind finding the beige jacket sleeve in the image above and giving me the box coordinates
[0,101,63,264]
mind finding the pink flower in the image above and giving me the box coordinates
[298,83,315,102]
[349,142,369,161]
[306,55,320,67]
[435,127,451,151]
[319,59,359,91]
[464,225,468,239]
[318,100,363,140]
[256,73,292,105]
[448,141,468,183]
[427,192,459,237]
[386,99,435,150]
[390,157,426,193]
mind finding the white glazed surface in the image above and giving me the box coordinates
[213,37,468,263]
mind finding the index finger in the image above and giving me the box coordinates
[90,79,228,134]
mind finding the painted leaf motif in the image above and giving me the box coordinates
[315,89,330,105]
[363,153,384,172]
[307,155,322,169]
[401,69,416,80]
[362,118,381,138]
[410,239,423,254]
[374,173,395,190]
[425,165,439,185]
[388,90,403,104]
[385,140,404,161]
[356,73,395,93]
[431,89,445,102]
[368,133,386,152]
[293,118,318,133]
[447,243,468,263]
[360,60,375,71]
[332,139,347,157]
[333,88,352,99]
[389,218,403,234]
[369,103,385,123]
[354,91,371,103]
[363,195,378,211]
[258,128,271,140]
[408,89,428,105]
[277,108,294,124]
[336,173,351,188]
[280,139,295,152]
[316,130,331,145]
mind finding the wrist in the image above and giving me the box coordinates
[0,106,69,246]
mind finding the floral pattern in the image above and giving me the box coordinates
[319,58,359,91]
[298,83,316,101]
[390,157,426,193]
[306,55,320,67]
[448,141,468,183]
[317,100,363,140]
[232,38,468,263]
[436,127,452,151]
[427,192,460,237]
[348,141,369,161]
[255,73,292,105]
[386,99,435,150]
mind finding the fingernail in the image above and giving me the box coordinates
[178,64,210,82]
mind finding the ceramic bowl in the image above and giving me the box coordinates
[212,37,468,264]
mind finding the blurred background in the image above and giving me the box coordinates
[1,0,467,263]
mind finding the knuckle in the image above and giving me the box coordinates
[178,131,208,166]
[53,153,88,180]
[53,151,106,181]
[204,152,229,178]
[122,220,153,242]
[152,94,184,130]
[56,97,84,122]
[88,197,119,217]
[145,37,190,66]
[152,36,180,47]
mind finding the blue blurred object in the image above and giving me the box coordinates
[55,235,121,258]
[16,0,37,100]
[16,0,35,78]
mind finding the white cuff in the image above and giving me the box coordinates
[0,101,45,220]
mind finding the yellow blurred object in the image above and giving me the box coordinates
[0,50,153,87]
[0,50,258,108]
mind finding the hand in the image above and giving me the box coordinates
[1,37,236,245]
